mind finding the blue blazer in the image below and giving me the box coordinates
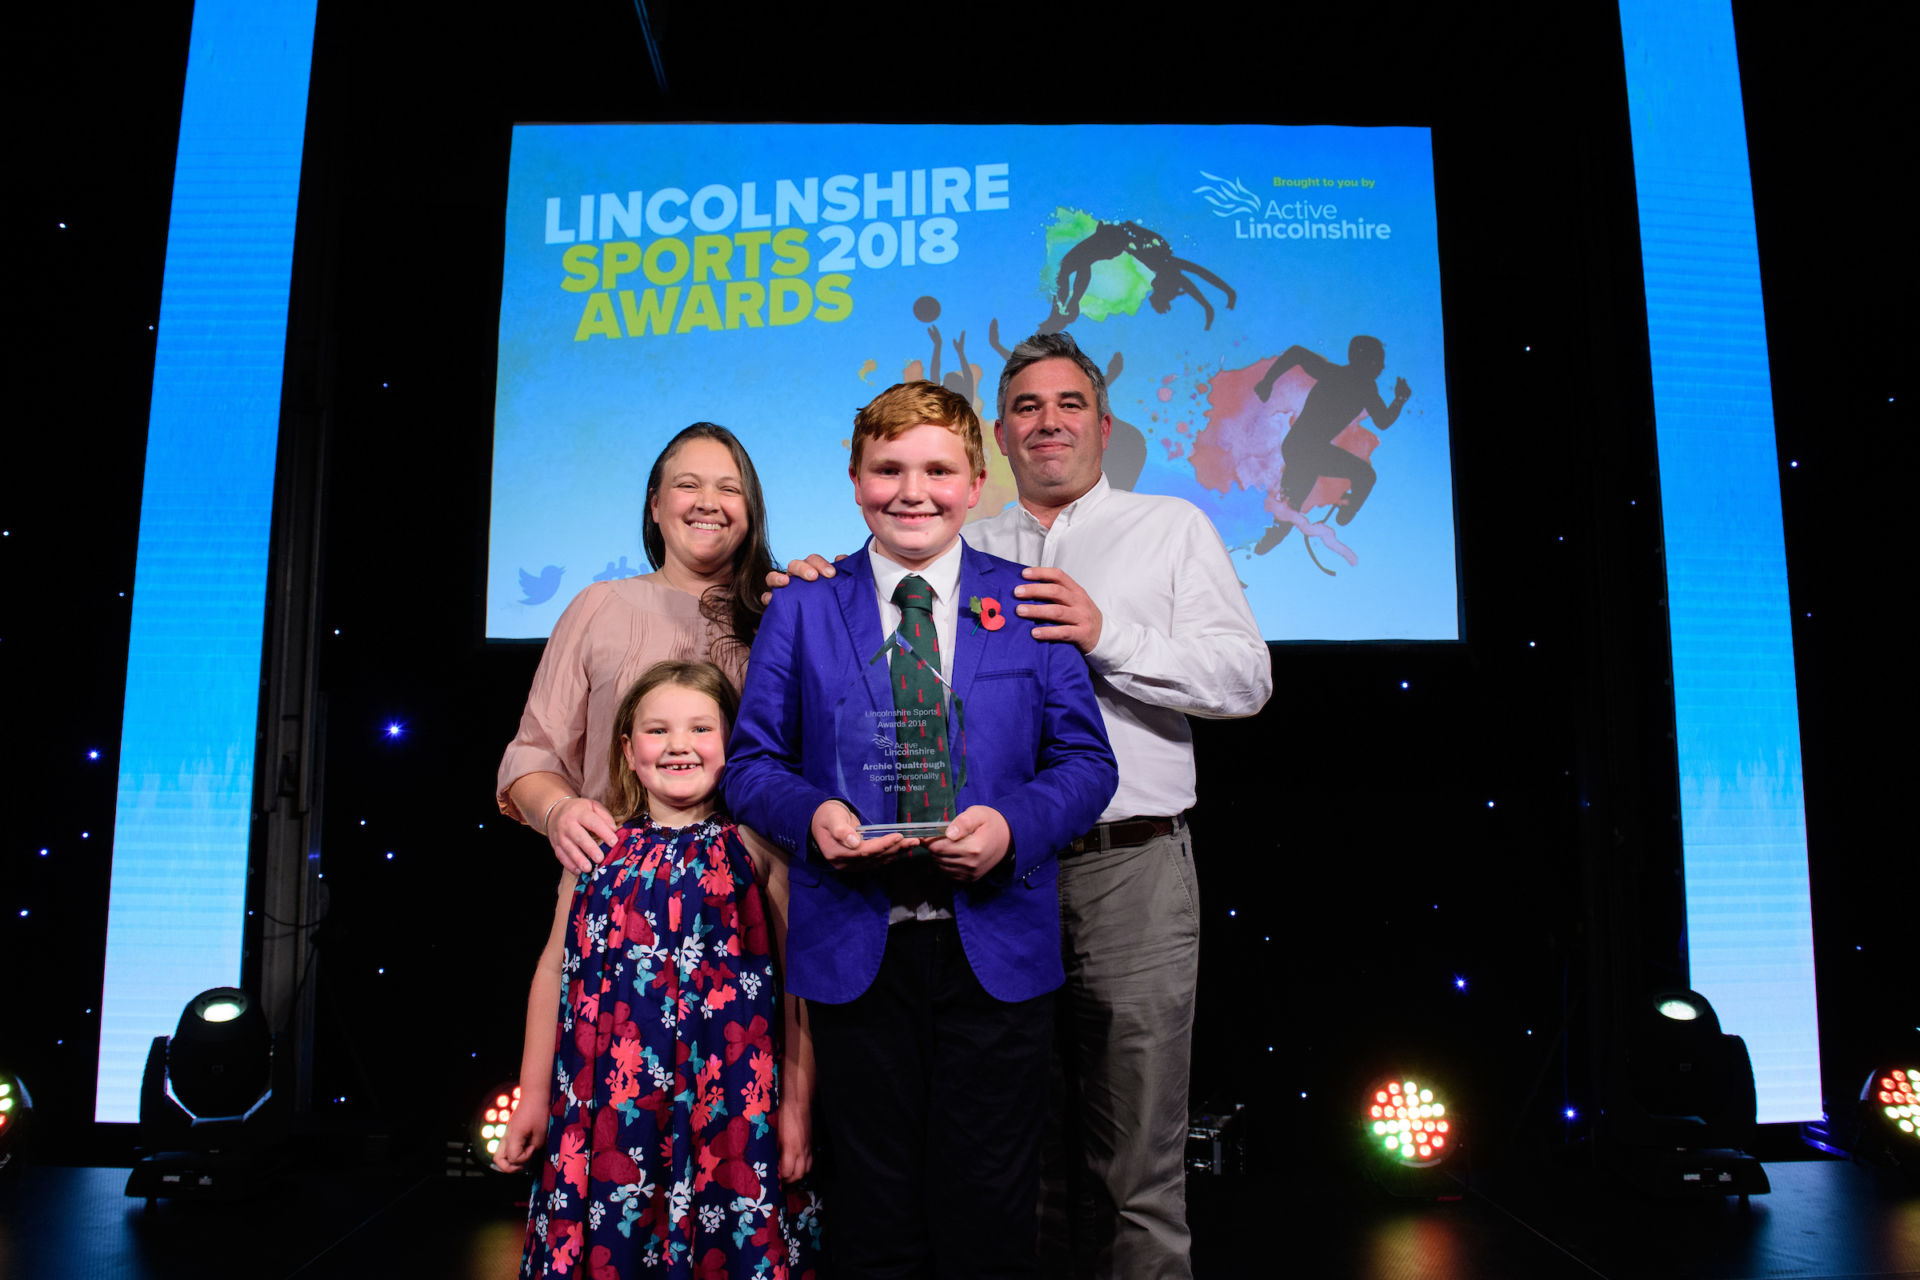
[725,540,1117,1005]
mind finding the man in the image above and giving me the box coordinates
[728,379,1116,1278]
[779,334,1272,1278]
[977,332,1271,1280]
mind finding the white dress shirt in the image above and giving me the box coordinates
[964,474,1272,823]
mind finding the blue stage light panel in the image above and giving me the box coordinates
[1619,0,1821,1122]
[95,0,317,1123]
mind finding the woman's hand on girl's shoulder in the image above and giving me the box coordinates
[550,796,619,873]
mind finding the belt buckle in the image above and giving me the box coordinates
[1066,825,1105,857]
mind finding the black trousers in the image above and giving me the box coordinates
[810,918,1054,1280]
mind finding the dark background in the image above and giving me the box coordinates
[5,0,1905,1165]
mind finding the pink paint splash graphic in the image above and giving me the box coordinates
[1188,356,1373,566]
[1191,359,1375,519]
[1189,360,1310,516]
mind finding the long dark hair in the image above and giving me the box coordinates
[641,423,775,654]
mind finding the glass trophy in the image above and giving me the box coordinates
[833,644,954,842]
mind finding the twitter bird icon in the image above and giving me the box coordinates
[519,565,564,605]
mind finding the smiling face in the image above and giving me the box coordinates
[852,422,984,570]
[620,682,727,825]
[647,437,750,584]
[993,356,1112,514]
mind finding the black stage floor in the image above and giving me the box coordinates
[2,1154,1914,1278]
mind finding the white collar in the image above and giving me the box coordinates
[1017,471,1113,531]
[868,536,964,609]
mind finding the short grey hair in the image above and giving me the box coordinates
[995,331,1110,421]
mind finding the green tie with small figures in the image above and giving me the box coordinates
[890,574,955,824]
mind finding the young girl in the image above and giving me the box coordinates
[495,660,821,1279]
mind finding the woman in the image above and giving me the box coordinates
[498,426,821,1269]
[497,422,775,873]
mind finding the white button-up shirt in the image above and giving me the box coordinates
[965,474,1272,824]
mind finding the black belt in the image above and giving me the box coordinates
[1064,813,1184,856]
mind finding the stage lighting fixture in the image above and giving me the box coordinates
[168,988,273,1119]
[1852,1064,1920,1175]
[476,1083,525,1165]
[1186,1103,1246,1175]
[1656,995,1700,1020]
[125,987,280,1201]
[0,1071,32,1172]
[1365,1076,1455,1167]
[1359,1073,1465,1200]
[447,1081,530,1183]
[1868,1066,1920,1139]
[1630,989,1757,1142]
[1617,988,1768,1200]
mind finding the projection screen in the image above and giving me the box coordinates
[488,124,1456,643]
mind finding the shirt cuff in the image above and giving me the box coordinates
[1084,618,1139,676]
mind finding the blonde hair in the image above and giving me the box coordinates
[849,380,986,478]
[605,660,740,825]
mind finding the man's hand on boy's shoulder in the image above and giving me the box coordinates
[810,798,914,867]
[926,806,1012,882]
[1011,566,1104,653]
[760,553,845,605]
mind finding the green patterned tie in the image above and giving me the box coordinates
[890,574,955,824]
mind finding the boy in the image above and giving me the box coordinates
[726,380,1117,1278]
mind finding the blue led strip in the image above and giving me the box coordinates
[1619,1,1820,1122]
[95,0,318,1123]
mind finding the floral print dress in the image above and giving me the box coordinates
[521,815,822,1279]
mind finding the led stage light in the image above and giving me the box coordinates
[0,1071,32,1172]
[476,1083,525,1163]
[1870,1066,1920,1138]
[447,1080,530,1183]
[1365,1075,1454,1168]
[1852,1064,1920,1176]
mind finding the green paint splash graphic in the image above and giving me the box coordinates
[1042,207,1153,323]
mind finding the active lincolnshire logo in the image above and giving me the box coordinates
[1192,171,1392,242]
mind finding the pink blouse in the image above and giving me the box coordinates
[495,576,749,822]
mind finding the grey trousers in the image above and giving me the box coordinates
[1038,824,1200,1280]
